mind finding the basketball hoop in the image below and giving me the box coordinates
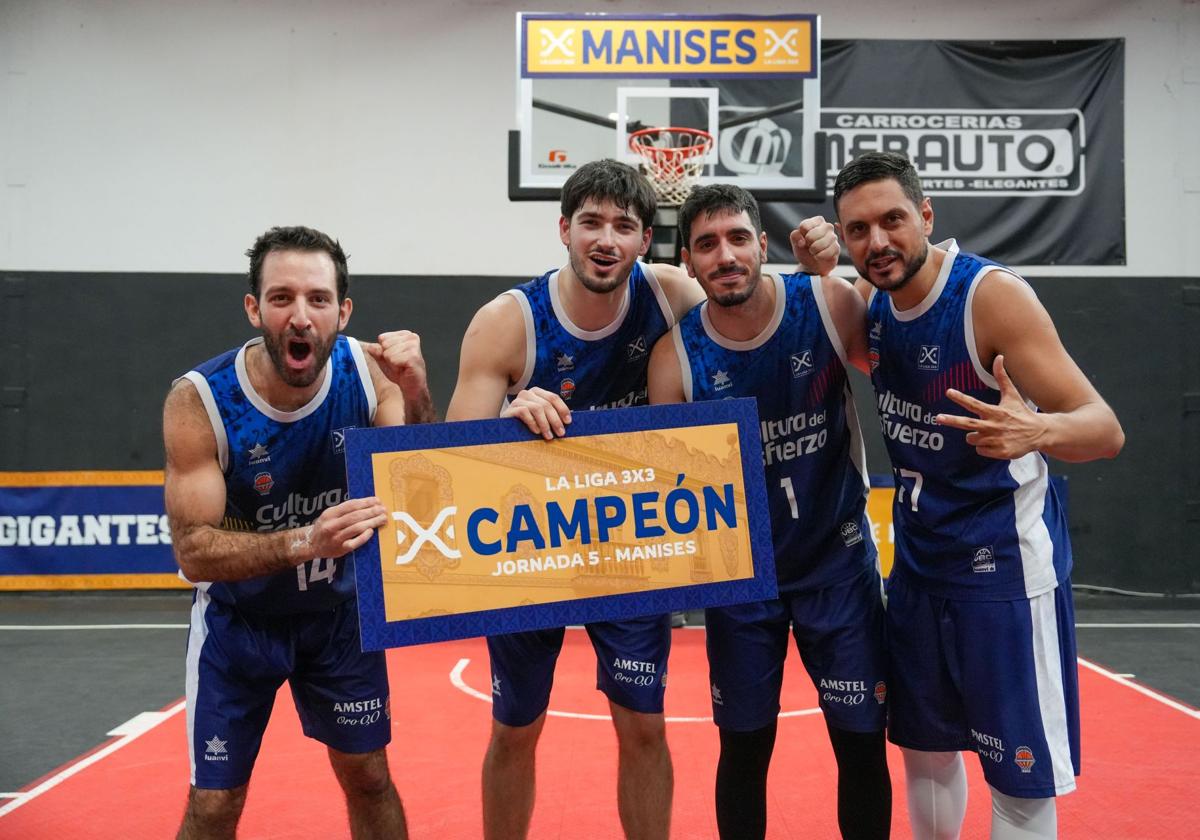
[628,126,713,206]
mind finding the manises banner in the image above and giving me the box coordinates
[709,39,1126,266]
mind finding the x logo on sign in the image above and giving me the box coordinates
[392,507,460,565]
[539,27,575,58]
[764,28,799,58]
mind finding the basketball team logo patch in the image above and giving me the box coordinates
[253,472,274,495]
[918,344,941,370]
[1015,746,1036,773]
[790,350,814,378]
[559,378,576,400]
[972,545,996,573]
[873,681,887,705]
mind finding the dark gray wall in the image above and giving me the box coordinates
[1,271,1194,593]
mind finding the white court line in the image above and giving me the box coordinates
[0,701,186,818]
[448,658,822,723]
[0,624,188,630]
[1077,657,1200,720]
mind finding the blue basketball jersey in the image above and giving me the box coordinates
[866,240,1071,600]
[506,262,674,408]
[178,335,377,613]
[673,273,874,592]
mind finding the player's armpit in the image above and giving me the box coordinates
[647,331,686,405]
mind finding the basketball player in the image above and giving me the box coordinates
[163,225,434,839]
[446,159,839,840]
[833,152,1124,839]
[646,184,891,840]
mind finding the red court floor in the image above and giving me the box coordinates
[1,628,1197,838]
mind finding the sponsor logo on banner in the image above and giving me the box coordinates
[522,14,817,78]
[823,108,1086,196]
[720,117,792,176]
[391,507,461,565]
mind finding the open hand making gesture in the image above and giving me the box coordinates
[937,355,1047,460]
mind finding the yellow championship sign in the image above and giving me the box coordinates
[520,14,817,78]
[348,401,777,648]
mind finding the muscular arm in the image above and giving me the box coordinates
[942,271,1125,463]
[162,381,387,582]
[819,274,870,375]
[647,331,686,406]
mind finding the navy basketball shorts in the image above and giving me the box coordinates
[885,574,1081,798]
[185,590,391,789]
[487,614,671,727]
[705,565,888,733]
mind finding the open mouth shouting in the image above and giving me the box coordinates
[286,336,314,371]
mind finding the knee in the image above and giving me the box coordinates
[613,711,667,755]
[991,787,1057,835]
[329,748,394,798]
[487,719,542,760]
[183,785,247,827]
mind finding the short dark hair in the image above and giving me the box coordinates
[560,159,657,230]
[245,225,349,301]
[833,151,925,217]
[677,183,762,249]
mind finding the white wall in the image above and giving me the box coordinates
[1,0,1197,277]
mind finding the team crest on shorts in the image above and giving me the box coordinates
[873,681,887,705]
[1015,746,1036,773]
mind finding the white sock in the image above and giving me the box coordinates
[990,787,1058,839]
[901,748,967,840]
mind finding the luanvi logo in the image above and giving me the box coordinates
[823,108,1086,196]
